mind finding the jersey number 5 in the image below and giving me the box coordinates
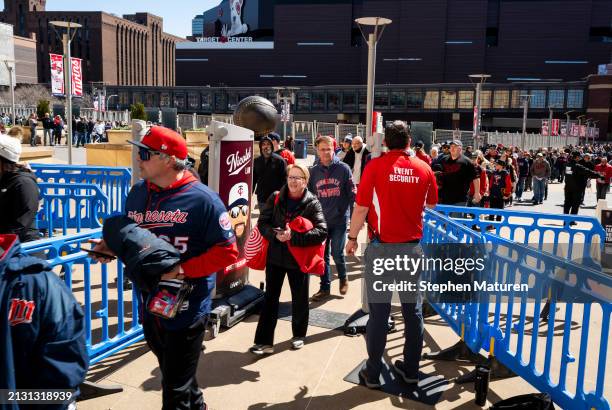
[158,235,189,254]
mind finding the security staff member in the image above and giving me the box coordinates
[564,151,600,218]
[346,121,438,388]
[91,126,239,410]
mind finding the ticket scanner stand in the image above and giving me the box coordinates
[207,120,264,337]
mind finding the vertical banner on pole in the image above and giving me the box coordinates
[571,123,579,137]
[472,105,479,137]
[560,122,567,137]
[541,120,549,136]
[551,119,560,136]
[580,125,587,138]
[372,111,383,134]
[71,57,83,97]
[50,53,64,95]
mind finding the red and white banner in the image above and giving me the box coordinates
[551,119,560,136]
[372,111,383,134]
[571,123,579,137]
[473,105,479,137]
[541,120,549,136]
[560,122,567,137]
[579,125,587,137]
[49,53,83,97]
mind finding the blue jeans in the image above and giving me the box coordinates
[320,223,347,291]
[516,177,526,199]
[77,132,87,147]
[533,178,546,203]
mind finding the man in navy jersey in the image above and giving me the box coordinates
[90,126,239,410]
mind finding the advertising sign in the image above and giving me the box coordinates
[560,122,567,137]
[207,121,254,297]
[571,123,579,137]
[372,111,383,134]
[50,54,84,97]
[541,120,549,136]
[551,119,560,136]
[580,125,587,137]
[473,105,479,137]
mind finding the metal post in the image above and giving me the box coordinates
[521,98,528,150]
[365,32,376,142]
[4,63,16,126]
[475,81,482,140]
[63,32,73,165]
[131,119,147,185]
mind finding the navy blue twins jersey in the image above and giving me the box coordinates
[125,174,236,329]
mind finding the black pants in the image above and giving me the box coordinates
[564,187,583,215]
[596,183,609,200]
[254,264,309,345]
[489,196,504,221]
[143,315,207,410]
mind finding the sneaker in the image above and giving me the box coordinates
[393,360,419,384]
[310,290,330,301]
[291,337,305,350]
[249,344,274,355]
[359,368,381,389]
[339,279,349,295]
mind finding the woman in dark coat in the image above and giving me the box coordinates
[250,163,327,354]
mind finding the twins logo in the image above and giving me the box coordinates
[8,298,36,326]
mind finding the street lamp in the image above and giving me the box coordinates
[355,17,392,145]
[50,20,81,165]
[273,87,298,141]
[468,74,491,148]
[2,60,15,126]
[520,94,533,150]
[106,94,118,111]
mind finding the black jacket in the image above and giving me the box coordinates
[103,215,181,293]
[253,152,287,204]
[564,159,600,191]
[343,147,370,177]
[0,167,40,242]
[197,146,209,185]
[258,186,327,271]
[41,117,53,129]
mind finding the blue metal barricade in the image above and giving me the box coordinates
[36,183,109,236]
[22,230,143,365]
[31,164,131,217]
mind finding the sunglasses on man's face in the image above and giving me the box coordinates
[138,147,162,161]
[230,205,249,218]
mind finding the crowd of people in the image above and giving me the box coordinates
[1,119,610,408]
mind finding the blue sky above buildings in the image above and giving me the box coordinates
[1,0,220,38]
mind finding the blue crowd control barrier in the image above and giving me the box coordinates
[434,205,605,262]
[36,183,109,237]
[479,233,611,410]
[22,230,144,365]
[422,209,487,356]
[31,164,131,217]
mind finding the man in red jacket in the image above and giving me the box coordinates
[91,126,238,410]
[594,156,612,200]
[414,140,432,166]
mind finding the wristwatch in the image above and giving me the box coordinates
[347,235,358,242]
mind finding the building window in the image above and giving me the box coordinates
[119,91,129,106]
[511,90,524,108]
[201,93,212,110]
[493,90,510,109]
[132,92,144,104]
[458,90,474,109]
[424,91,439,109]
[390,91,406,109]
[145,92,158,107]
[227,93,239,111]
[342,92,356,111]
[406,91,423,109]
[374,91,389,109]
[188,92,199,110]
[486,27,498,47]
[175,93,186,109]
[358,92,367,111]
[530,90,546,108]
[440,91,457,109]
[297,92,310,112]
[548,89,564,108]
[312,92,325,111]
[589,27,612,43]
[327,91,340,111]
[160,92,171,107]
[567,90,583,108]
[479,91,492,109]
[214,92,227,111]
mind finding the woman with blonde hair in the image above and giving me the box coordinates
[251,163,327,354]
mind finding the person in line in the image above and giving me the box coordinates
[41,112,54,146]
[0,234,89,408]
[91,126,239,409]
[595,155,612,201]
[337,135,353,161]
[414,140,432,165]
[530,153,551,205]
[489,159,512,214]
[53,114,64,145]
[468,152,489,207]
[346,120,438,388]
[0,132,40,243]
[563,151,600,221]
[28,113,38,147]
[253,135,287,210]
[438,140,481,206]
[343,135,369,188]
[308,136,354,301]
[251,163,327,354]
[515,151,530,202]
[269,132,296,165]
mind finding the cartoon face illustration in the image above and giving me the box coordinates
[226,0,248,36]
[228,182,249,238]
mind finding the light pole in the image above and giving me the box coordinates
[106,94,118,111]
[273,87,298,141]
[520,94,533,150]
[50,21,81,165]
[469,74,491,148]
[3,60,15,125]
[355,17,392,144]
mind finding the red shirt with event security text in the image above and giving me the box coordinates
[356,150,438,243]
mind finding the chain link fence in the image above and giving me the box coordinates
[486,132,579,150]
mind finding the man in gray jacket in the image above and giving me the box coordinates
[530,153,551,205]
[309,135,355,300]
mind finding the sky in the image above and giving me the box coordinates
[0,0,221,38]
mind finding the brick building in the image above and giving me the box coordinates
[0,0,183,86]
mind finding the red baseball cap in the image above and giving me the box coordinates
[128,126,188,160]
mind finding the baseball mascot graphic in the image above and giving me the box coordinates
[227,0,248,36]
[228,182,250,248]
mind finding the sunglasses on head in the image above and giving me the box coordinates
[138,147,162,161]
